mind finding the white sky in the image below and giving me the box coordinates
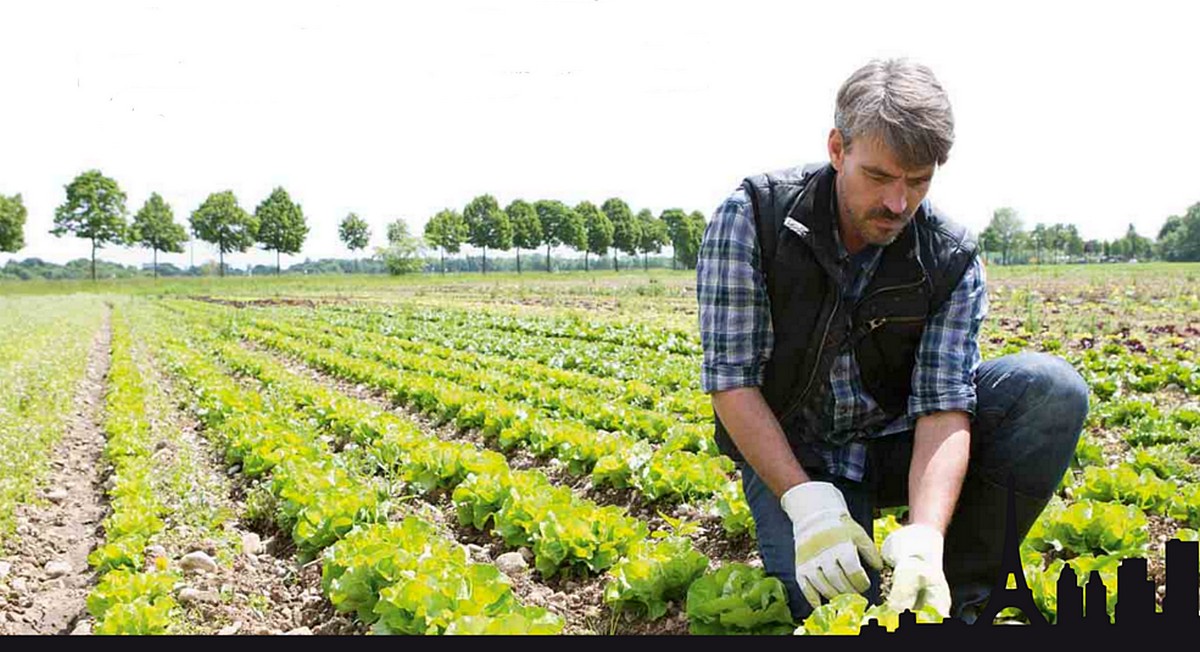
[2,0,1198,269]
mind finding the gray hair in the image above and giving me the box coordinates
[834,58,955,168]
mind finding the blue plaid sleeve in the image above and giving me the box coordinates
[696,188,773,393]
[907,255,988,418]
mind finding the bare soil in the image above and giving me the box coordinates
[0,307,112,635]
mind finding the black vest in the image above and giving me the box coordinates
[712,163,979,466]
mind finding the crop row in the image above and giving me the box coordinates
[0,296,105,544]
[318,303,701,391]
[248,302,711,420]
[156,303,793,632]
[144,305,571,634]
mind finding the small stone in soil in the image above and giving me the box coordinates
[44,561,72,579]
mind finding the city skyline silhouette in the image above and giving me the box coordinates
[854,481,1199,640]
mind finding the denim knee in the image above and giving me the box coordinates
[974,352,1089,497]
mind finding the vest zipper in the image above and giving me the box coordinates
[854,273,928,310]
[865,315,925,332]
[776,290,840,426]
[774,275,926,429]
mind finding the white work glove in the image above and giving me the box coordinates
[881,523,952,619]
[780,481,882,608]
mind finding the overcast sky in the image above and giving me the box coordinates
[2,0,1198,269]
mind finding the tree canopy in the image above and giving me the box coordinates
[339,213,371,252]
[506,199,542,273]
[189,190,258,277]
[424,209,468,274]
[463,194,512,273]
[255,186,309,274]
[535,199,585,272]
[52,169,129,280]
[0,193,28,253]
[130,192,187,278]
[603,198,639,271]
[376,219,425,275]
[661,208,706,269]
[1158,202,1200,262]
[636,208,669,270]
[577,201,612,271]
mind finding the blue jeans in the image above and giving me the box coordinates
[741,352,1088,623]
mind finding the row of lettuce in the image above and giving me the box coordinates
[140,301,799,634]
[92,294,1200,634]
[201,296,1200,632]
[170,299,755,533]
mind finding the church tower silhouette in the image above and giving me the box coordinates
[973,476,1048,626]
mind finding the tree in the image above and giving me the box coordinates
[635,208,668,271]
[190,191,258,277]
[130,192,187,278]
[424,209,468,274]
[603,198,639,272]
[678,211,708,269]
[660,209,688,269]
[535,200,585,272]
[463,194,512,274]
[506,199,542,274]
[255,187,308,275]
[1123,223,1152,260]
[1030,223,1048,264]
[981,207,1024,265]
[376,219,425,275]
[1158,203,1200,262]
[0,193,27,253]
[339,213,371,272]
[576,201,611,272]
[52,169,128,281]
[386,218,411,246]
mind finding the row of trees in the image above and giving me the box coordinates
[978,204,1200,264]
[416,194,707,274]
[0,170,403,280]
[1,170,713,280]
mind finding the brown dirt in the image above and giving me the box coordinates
[0,306,112,635]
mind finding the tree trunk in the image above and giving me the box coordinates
[546,244,552,272]
[644,251,648,271]
[277,250,281,276]
[219,249,225,277]
[153,248,158,279]
[517,248,521,274]
[440,248,446,274]
[584,251,589,272]
[613,251,618,272]
[483,247,487,274]
[91,241,97,281]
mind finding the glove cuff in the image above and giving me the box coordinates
[882,523,945,567]
[779,481,848,522]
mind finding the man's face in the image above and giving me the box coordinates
[827,129,935,254]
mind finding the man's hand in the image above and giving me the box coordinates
[881,523,951,618]
[781,481,882,608]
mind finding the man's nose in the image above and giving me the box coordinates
[883,181,908,215]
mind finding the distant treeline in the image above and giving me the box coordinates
[0,169,708,281]
[979,203,1200,264]
[0,252,680,281]
[4,170,1198,281]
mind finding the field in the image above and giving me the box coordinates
[0,263,1197,635]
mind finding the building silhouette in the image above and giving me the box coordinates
[867,481,1200,641]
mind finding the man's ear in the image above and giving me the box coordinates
[828,128,844,172]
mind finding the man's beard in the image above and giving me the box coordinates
[853,205,908,246]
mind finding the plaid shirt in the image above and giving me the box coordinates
[697,185,988,482]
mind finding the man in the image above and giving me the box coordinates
[696,58,1088,624]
